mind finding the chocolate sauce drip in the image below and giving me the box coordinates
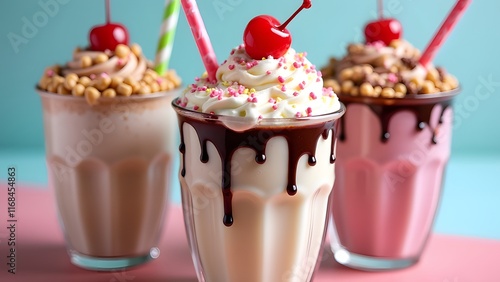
[339,98,453,144]
[179,143,186,177]
[178,115,338,227]
[200,141,209,163]
[308,156,317,166]
[255,153,266,164]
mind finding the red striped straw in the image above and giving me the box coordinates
[419,0,472,68]
[180,0,219,82]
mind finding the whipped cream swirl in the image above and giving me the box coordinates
[178,45,341,120]
[63,49,147,81]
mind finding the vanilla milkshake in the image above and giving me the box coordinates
[321,39,460,270]
[175,45,344,282]
[38,42,181,270]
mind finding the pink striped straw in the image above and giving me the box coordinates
[180,0,219,82]
[419,0,472,68]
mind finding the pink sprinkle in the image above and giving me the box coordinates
[46,69,54,77]
[278,76,285,83]
[218,96,222,100]
[191,83,197,88]
[272,104,278,110]
[299,83,305,90]
[323,87,334,97]
[230,50,235,55]
[388,73,398,83]
[293,91,299,96]
[278,63,283,67]
[100,72,109,78]
[238,85,245,94]
[268,98,275,103]
[228,64,235,70]
[176,99,181,105]
[156,78,163,84]
[306,107,313,116]
[266,70,272,75]
[309,92,317,100]
[293,62,301,69]
[195,77,200,81]
[246,61,258,69]
[281,85,286,91]
[193,105,199,110]
[368,40,386,50]
[90,74,96,80]
[317,71,323,77]
[117,59,124,66]
[295,112,302,118]
[247,97,258,103]
[190,89,196,93]
[316,77,321,82]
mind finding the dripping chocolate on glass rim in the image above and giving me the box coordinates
[173,99,346,227]
[338,88,460,145]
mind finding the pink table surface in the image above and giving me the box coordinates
[0,185,499,282]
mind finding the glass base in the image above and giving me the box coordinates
[332,247,418,271]
[69,248,160,271]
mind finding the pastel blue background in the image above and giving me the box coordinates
[0,1,499,239]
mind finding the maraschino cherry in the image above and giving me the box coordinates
[89,0,129,51]
[364,0,402,45]
[244,0,312,60]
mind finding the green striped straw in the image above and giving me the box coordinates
[155,0,181,75]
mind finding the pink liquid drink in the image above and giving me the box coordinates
[329,91,458,270]
[321,20,462,268]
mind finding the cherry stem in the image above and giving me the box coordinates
[106,0,111,24]
[378,0,384,19]
[278,0,311,31]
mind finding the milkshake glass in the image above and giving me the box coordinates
[37,38,182,270]
[329,90,459,270]
[38,89,179,270]
[173,34,344,281]
[174,101,344,282]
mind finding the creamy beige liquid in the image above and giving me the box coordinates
[40,92,176,258]
[180,122,335,282]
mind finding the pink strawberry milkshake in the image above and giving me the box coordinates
[321,37,460,270]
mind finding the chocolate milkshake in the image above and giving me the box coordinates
[37,40,181,270]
